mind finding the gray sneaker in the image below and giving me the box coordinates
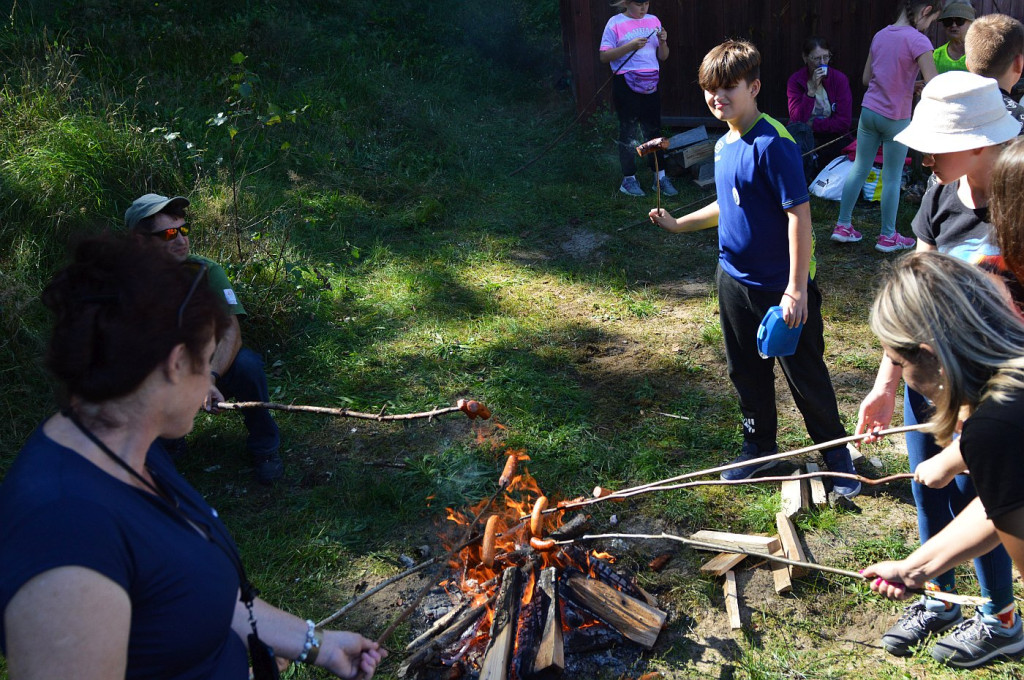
[619,176,645,197]
[931,612,1024,668]
[881,598,962,656]
[653,176,679,197]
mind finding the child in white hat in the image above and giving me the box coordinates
[857,70,1023,668]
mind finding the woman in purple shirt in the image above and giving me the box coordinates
[786,36,854,177]
[830,1,940,252]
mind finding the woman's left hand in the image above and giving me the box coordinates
[658,28,667,41]
[317,631,387,679]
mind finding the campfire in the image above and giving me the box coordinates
[399,451,667,679]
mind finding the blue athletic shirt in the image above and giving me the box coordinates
[0,424,248,679]
[714,113,814,290]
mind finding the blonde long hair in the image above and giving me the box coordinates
[870,252,1024,443]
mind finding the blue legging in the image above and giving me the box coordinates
[905,387,1014,614]
[837,107,909,238]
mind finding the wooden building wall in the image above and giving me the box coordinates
[561,0,1024,127]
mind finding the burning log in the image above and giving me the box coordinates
[564,575,667,650]
[528,567,564,679]
[398,598,492,676]
[405,603,469,653]
[479,566,522,680]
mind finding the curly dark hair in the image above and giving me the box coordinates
[42,233,230,403]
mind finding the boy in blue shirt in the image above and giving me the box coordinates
[649,40,859,498]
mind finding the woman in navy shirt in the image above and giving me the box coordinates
[0,236,384,679]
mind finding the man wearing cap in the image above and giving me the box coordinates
[934,1,975,73]
[125,193,284,484]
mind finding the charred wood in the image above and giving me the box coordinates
[479,566,522,680]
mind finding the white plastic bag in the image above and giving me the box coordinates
[808,156,852,201]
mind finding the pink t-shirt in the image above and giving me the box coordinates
[599,12,662,73]
[861,25,934,120]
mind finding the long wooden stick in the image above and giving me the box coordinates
[215,399,489,421]
[566,532,989,607]
[546,424,928,514]
[604,471,914,499]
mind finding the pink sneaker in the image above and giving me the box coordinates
[831,224,863,243]
[876,232,916,253]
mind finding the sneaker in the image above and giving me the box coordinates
[822,445,861,499]
[881,598,963,657]
[253,451,284,485]
[720,441,780,481]
[619,176,645,197]
[652,176,679,197]
[830,224,863,243]
[931,612,1024,668]
[876,232,916,253]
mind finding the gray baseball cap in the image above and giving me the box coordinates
[124,193,190,231]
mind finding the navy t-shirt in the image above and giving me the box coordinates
[715,113,813,290]
[0,424,248,679]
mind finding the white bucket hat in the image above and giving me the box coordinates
[894,71,1021,154]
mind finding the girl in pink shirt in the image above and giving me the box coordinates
[831,1,940,252]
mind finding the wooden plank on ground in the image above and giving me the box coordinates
[769,537,793,594]
[805,462,828,507]
[667,125,708,150]
[681,138,715,167]
[690,530,781,554]
[700,552,747,577]
[565,575,667,650]
[693,162,715,187]
[774,512,809,578]
[724,571,742,630]
[780,468,808,518]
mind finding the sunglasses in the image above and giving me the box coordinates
[177,262,209,328]
[147,225,190,241]
[942,17,968,28]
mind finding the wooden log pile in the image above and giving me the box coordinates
[400,544,668,679]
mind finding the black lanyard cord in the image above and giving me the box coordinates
[61,409,261,612]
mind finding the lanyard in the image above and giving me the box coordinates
[62,409,261,607]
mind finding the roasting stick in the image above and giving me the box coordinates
[609,471,915,498]
[560,532,989,607]
[636,137,670,214]
[215,398,490,422]
[539,424,929,515]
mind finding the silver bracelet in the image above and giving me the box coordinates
[296,619,320,664]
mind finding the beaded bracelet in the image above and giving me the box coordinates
[296,619,321,664]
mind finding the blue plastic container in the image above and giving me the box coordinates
[757,306,804,358]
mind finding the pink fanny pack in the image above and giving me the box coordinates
[624,69,659,95]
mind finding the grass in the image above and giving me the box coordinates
[0,1,1009,678]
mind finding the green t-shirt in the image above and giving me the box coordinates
[933,43,968,74]
[187,254,246,317]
